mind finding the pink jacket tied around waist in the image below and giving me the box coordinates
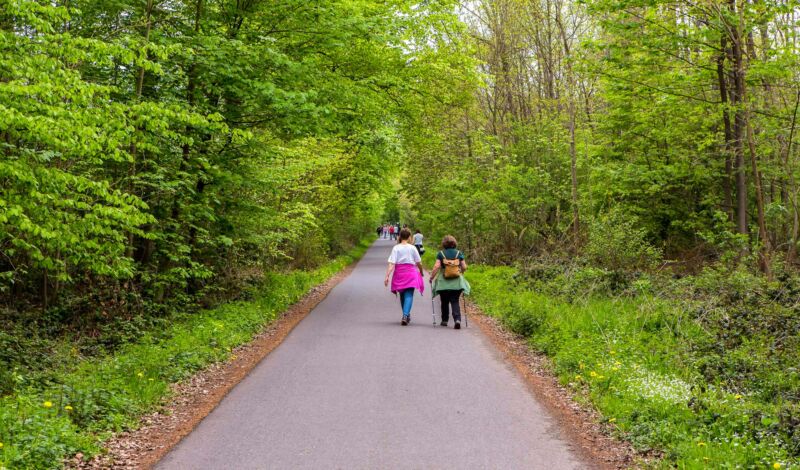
[391,264,425,294]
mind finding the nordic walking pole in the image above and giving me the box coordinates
[462,292,468,328]
[430,281,436,326]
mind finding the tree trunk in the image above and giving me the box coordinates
[784,91,800,262]
[716,42,734,223]
[745,111,772,277]
[126,0,154,259]
[726,0,749,237]
[555,4,580,246]
[569,105,579,242]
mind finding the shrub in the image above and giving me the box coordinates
[585,208,661,271]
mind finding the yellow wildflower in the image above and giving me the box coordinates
[697,442,706,447]
[608,418,616,423]
[0,442,3,448]
[137,372,144,378]
[597,375,605,379]
[614,361,621,367]
[231,354,238,360]
[43,401,52,408]
[612,367,620,372]
[590,371,598,377]
[575,375,582,381]
[609,350,616,355]
[734,394,742,400]
[579,363,585,370]
[64,405,73,411]
[773,463,781,469]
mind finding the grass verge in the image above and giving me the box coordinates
[0,239,371,470]
[467,265,795,469]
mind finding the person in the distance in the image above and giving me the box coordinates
[413,229,424,255]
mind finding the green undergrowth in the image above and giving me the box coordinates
[0,240,370,469]
[467,265,797,469]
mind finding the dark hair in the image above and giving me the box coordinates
[399,228,412,241]
[442,235,457,249]
[415,229,420,234]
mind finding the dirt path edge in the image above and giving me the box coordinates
[72,261,361,470]
[467,300,644,469]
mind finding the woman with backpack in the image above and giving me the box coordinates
[385,228,425,325]
[429,235,470,329]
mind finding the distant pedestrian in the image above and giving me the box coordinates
[394,223,400,239]
[413,229,424,255]
[377,225,383,238]
[429,235,470,330]
[388,224,395,240]
[385,228,425,325]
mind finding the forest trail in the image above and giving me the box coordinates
[156,239,589,469]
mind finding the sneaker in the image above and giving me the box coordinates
[440,321,448,327]
[401,316,409,326]
[454,321,461,330]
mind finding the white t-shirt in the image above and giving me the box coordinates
[388,244,422,265]
[413,233,424,245]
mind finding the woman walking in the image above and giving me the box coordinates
[385,228,425,325]
[429,235,470,329]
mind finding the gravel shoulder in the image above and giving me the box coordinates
[467,304,641,468]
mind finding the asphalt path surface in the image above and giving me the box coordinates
[157,239,588,469]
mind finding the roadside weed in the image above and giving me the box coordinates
[467,265,796,468]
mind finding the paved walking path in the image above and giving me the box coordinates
[157,239,588,469]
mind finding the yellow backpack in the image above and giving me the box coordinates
[441,250,462,279]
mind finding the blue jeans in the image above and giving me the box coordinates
[399,288,414,318]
